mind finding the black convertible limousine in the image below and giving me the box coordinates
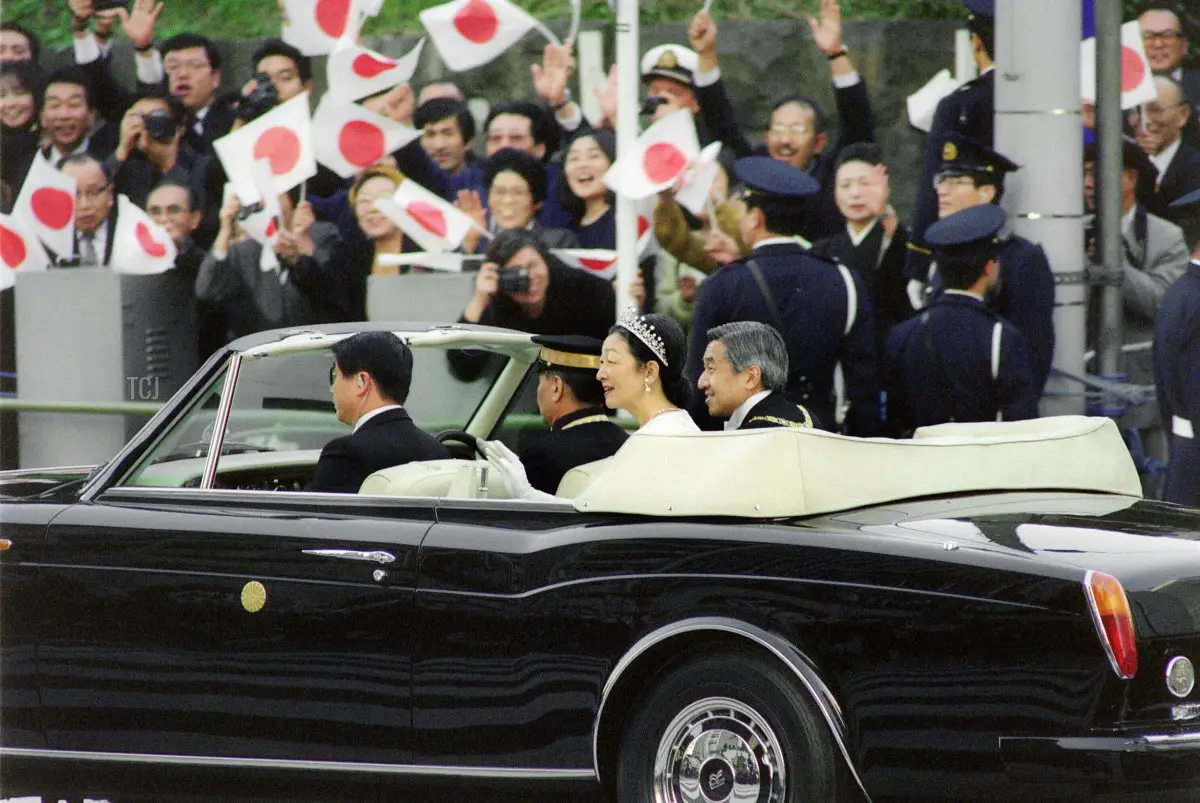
[2,323,1199,802]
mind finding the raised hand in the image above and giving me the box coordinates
[704,228,740,266]
[807,0,844,58]
[531,42,574,107]
[688,11,718,58]
[595,64,619,129]
[103,0,164,51]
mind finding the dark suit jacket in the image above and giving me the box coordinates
[520,406,629,494]
[1157,141,1200,211]
[306,407,452,494]
[738,392,818,430]
[47,213,117,267]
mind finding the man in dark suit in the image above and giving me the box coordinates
[697,321,817,430]
[51,153,117,267]
[686,157,880,435]
[904,0,996,287]
[307,332,452,493]
[39,67,119,165]
[155,34,237,156]
[519,335,629,494]
[886,205,1038,435]
[1138,6,1200,146]
[1130,76,1200,215]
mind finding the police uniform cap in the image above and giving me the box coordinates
[532,334,604,373]
[961,0,994,19]
[1083,137,1158,187]
[641,44,699,88]
[733,156,821,201]
[938,133,1019,177]
[925,204,1007,250]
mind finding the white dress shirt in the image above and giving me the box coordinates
[724,390,771,431]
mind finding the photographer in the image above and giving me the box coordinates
[450,229,615,381]
[107,90,218,247]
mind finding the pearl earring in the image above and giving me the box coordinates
[644,377,651,393]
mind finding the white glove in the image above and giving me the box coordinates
[906,278,927,311]
[481,439,534,499]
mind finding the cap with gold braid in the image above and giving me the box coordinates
[533,334,604,373]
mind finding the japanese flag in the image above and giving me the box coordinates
[376,252,468,272]
[313,98,421,177]
[326,39,425,106]
[110,195,177,274]
[228,159,283,250]
[14,156,76,258]
[281,0,367,56]
[214,93,316,200]
[635,196,655,258]
[0,213,50,289]
[674,141,723,216]
[375,180,483,253]
[551,248,617,280]
[420,0,543,72]
[604,108,701,200]
[1080,21,1157,109]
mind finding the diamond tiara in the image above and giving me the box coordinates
[617,304,669,366]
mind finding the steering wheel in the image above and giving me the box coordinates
[435,429,486,460]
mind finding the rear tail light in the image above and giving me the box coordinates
[1084,570,1138,679]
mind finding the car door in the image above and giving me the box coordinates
[36,488,432,766]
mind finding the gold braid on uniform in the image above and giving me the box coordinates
[746,405,814,429]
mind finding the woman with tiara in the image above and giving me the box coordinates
[483,305,698,500]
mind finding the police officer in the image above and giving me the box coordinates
[685,156,880,435]
[1154,189,1200,505]
[885,204,1039,435]
[520,335,629,495]
[905,0,997,288]
[908,134,1056,395]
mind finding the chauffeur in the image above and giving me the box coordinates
[885,204,1039,435]
[685,156,880,436]
[520,335,629,494]
[698,321,816,430]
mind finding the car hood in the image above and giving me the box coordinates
[0,465,96,500]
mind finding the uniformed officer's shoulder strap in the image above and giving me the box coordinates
[991,320,1003,381]
[835,261,857,336]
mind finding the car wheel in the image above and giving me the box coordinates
[616,650,850,803]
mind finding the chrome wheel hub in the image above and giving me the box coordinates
[653,696,787,802]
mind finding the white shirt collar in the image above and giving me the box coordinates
[753,236,797,250]
[846,217,878,247]
[724,390,772,431]
[1121,204,1137,235]
[50,135,90,164]
[1149,136,1182,182]
[943,288,985,302]
[353,404,402,433]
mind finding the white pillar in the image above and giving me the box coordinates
[994,0,1086,415]
[614,0,640,314]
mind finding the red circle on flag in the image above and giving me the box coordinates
[30,187,74,230]
[643,143,687,185]
[580,257,614,273]
[453,0,499,44]
[0,223,26,269]
[637,215,649,239]
[352,53,398,78]
[340,120,386,168]
[406,201,447,237]
[315,0,351,38]
[135,222,168,258]
[1120,46,1146,94]
[265,218,279,238]
[253,127,302,176]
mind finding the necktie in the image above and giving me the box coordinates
[79,233,98,266]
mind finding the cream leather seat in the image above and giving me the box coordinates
[358,459,512,499]
[556,457,612,498]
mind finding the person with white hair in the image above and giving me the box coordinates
[697,321,817,430]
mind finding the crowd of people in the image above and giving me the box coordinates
[1,0,1199,503]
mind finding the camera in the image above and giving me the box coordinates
[142,109,179,144]
[236,73,279,123]
[640,96,669,116]
[92,0,128,10]
[498,267,531,295]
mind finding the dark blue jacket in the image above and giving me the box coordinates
[884,292,1038,434]
[685,240,881,435]
[1154,259,1200,506]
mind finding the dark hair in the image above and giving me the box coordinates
[0,59,45,125]
[541,366,605,406]
[332,332,414,404]
[252,38,311,83]
[611,312,691,410]
[835,142,884,171]
[148,179,202,213]
[770,93,827,136]
[0,22,40,62]
[557,128,616,222]
[938,243,999,290]
[484,147,548,205]
[60,152,110,181]
[43,66,93,110]
[743,193,805,237]
[485,227,554,267]
[160,33,222,72]
[128,88,187,121]
[967,15,995,60]
[414,97,476,142]
[485,100,559,160]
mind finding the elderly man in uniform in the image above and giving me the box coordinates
[686,156,879,435]
[1154,188,1200,506]
[519,335,629,495]
[698,321,816,430]
[885,205,1038,435]
[908,134,1056,397]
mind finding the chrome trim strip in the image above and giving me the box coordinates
[200,353,242,491]
[0,748,596,779]
[1143,732,1200,748]
[591,617,872,802]
[302,548,396,564]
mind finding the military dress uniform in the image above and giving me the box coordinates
[686,158,881,435]
[734,392,817,430]
[1154,195,1200,505]
[519,336,629,495]
[885,205,1039,435]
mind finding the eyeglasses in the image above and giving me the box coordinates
[164,59,212,74]
[490,186,531,200]
[768,123,810,137]
[934,174,977,190]
[76,184,111,202]
[148,204,186,216]
[329,363,340,385]
[1141,29,1184,43]
[1136,102,1185,119]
